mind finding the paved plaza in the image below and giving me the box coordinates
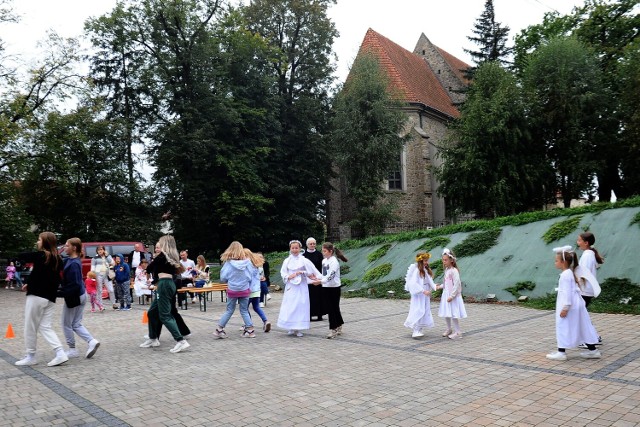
[1,288,640,426]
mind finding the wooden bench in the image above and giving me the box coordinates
[176,283,228,312]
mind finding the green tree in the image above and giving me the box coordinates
[85,2,157,191]
[514,0,640,200]
[464,0,512,69]
[523,37,603,207]
[86,1,284,253]
[618,40,640,194]
[435,61,549,217]
[331,53,408,234]
[242,0,338,243]
[17,102,160,243]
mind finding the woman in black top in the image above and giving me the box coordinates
[140,235,190,353]
[15,232,69,367]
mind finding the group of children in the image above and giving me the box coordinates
[210,239,346,341]
[403,231,605,362]
[403,248,467,340]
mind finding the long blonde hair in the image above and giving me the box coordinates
[157,235,182,270]
[220,241,245,262]
[243,248,264,267]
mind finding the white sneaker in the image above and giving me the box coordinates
[327,329,338,339]
[336,325,343,335]
[412,330,424,338]
[546,351,567,361]
[15,355,37,366]
[86,339,100,358]
[47,353,69,367]
[266,294,272,301]
[287,330,295,335]
[296,331,304,337]
[191,298,197,304]
[169,340,190,353]
[139,338,160,348]
[442,329,452,337]
[580,350,601,359]
[66,348,80,358]
[259,302,265,308]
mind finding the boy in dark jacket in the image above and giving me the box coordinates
[114,254,131,310]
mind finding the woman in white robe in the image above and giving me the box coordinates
[277,240,321,337]
[404,253,436,338]
[547,246,601,361]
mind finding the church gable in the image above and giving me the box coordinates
[358,28,459,119]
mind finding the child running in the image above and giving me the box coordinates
[546,245,601,361]
[404,252,436,338]
[277,240,321,337]
[85,271,104,312]
[437,248,466,340]
[244,248,271,332]
[213,241,256,339]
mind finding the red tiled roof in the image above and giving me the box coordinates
[354,28,459,119]
[435,46,471,84]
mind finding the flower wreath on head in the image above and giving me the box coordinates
[415,253,431,263]
[442,247,456,261]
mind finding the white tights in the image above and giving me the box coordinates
[445,317,460,333]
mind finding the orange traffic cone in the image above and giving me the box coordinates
[5,323,15,339]
[142,311,148,324]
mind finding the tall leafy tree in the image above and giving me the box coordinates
[242,0,338,243]
[17,102,160,243]
[85,3,157,191]
[523,37,603,207]
[464,0,512,69]
[435,61,549,217]
[331,53,408,234]
[514,0,640,200]
[86,0,282,253]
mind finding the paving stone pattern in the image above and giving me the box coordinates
[1,288,640,426]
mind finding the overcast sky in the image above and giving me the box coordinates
[2,0,585,82]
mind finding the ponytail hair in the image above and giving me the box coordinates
[579,232,604,264]
[322,242,348,262]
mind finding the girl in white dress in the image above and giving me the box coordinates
[547,246,601,361]
[404,252,436,338]
[577,232,605,347]
[576,232,604,306]
[277,240,321,337]
[437,248,467,340]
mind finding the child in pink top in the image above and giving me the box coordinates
[85,271,104,312]
[5,262,16,288]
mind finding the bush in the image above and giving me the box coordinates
[542,216,582,244]
[453,228,502,258]
[362,263,392,283]
[416,236,451,252]
[504,281,536,298]
[367,243,392,263]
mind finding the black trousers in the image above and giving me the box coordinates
[324,286,344,330]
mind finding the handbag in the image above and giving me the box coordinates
[64,294,81,308]
[107,268,115,280]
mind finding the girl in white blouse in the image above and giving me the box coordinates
[311,242,348,339]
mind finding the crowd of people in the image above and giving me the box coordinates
[9,229,605,365]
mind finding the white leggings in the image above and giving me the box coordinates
[445,317,461,333]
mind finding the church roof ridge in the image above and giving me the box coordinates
[356,28,459,119]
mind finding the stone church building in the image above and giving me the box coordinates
[326,29,470,241]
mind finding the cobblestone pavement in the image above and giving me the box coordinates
[1,288,640,426]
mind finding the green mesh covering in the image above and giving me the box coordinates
[269,207,640,301]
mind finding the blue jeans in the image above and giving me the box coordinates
[259,281,269,303]
[219,297,252,328]
[249,297,268,323]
